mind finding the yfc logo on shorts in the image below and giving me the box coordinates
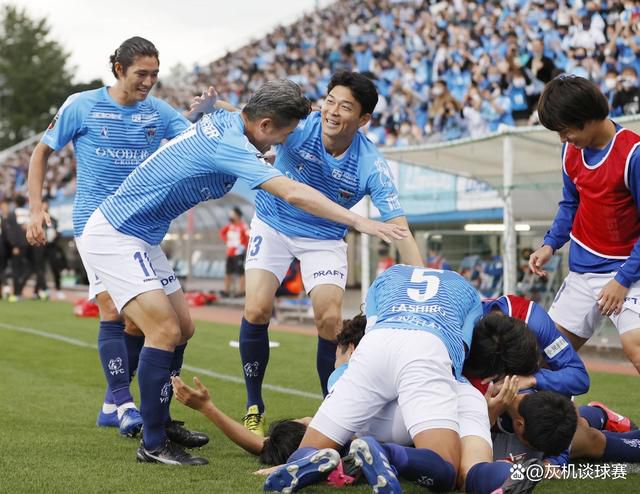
[160,381,171,404]
[108,357,125,375]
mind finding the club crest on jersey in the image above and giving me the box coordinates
[100,127,109,138]
[144,126,157,144]
[337,188,354,205]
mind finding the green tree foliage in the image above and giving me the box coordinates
[0,5,85,148]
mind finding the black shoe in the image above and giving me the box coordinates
[495,458,544,494]
[165,420,209,448]
[136,439,209,465]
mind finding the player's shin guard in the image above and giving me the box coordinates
[382,443,456,492]
[138,346,174,451]
[602,430,640,462]
[239,318,270,413]
[98,320,133,406]
[124,332,145,383]
[317,336,337,397]
[465,462,513,494]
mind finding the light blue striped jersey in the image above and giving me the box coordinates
[99,110,282,245]
[41,86,189,237]
[365,265,483,380]
[254,111,404,239]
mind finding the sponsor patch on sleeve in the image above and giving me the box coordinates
[544,336,569,359]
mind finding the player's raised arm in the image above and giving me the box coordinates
[259,176,408,243]
[172,376,265,455]
[385,216,423,266]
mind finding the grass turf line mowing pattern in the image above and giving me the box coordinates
[0,301,638,493]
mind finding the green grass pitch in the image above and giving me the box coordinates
[0,301,638,493]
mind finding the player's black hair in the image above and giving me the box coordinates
[327,71,379,115]
[519,391,577,456]
[244,80,311,129]
[337,314,366,353]
[231,206,243,218]
[538,75,610,131]
[464,312,540,379]
[259,419,307,465]
[110,36,159,79]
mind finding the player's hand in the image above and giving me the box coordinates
[484,375,519,423]
[353,218,409,243]
[26,209,51,246]
[189,86,218,115]
[597,279,629,316]
[171,376,211,411]
[491,374,536,393]
[528,245,553,277]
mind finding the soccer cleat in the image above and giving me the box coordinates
[588,401,637,433]
[264,448,340,493]
[243,404,266,437]
[491,458,544,494]
[165,420,210,448]
[96,409,119,428]
[136,439,209,465]
[119,408,143,437]
[326,458,359,487]
[349,437,402,494]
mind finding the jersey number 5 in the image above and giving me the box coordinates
[407,268,441,302]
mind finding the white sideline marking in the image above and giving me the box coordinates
[0,322,323,400]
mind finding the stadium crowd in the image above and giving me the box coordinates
[2,0,640,202]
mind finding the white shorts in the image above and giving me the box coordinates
[360,380,492,449]
[309,329,459,446]
[245,216,348,293]
[76,210,181,313]
[74,235,106,300]
[549,271,640,338]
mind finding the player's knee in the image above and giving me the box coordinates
[314,310,341,339]
[244,303,272,324]
[149,321,182,348]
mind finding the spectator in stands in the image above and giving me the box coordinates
[602,69,620,105]
[376,242,394,276]
[43,200,67,299]
[612,66,640,116]
[1,198,29,300]
[426,244,451,271]
[219,206,250,298]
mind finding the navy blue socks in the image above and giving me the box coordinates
[239,317,270,413]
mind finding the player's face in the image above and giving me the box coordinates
[253,119,298,152]
[321,86,370,139]
[556,123,595,149]
[118,55,159,103]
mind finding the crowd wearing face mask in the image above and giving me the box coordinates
[2,0,640,201]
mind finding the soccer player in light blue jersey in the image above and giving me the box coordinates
[237,71,423,436]
[26,37,207,446]
[76,79,407,465]
[265,265,483,493]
